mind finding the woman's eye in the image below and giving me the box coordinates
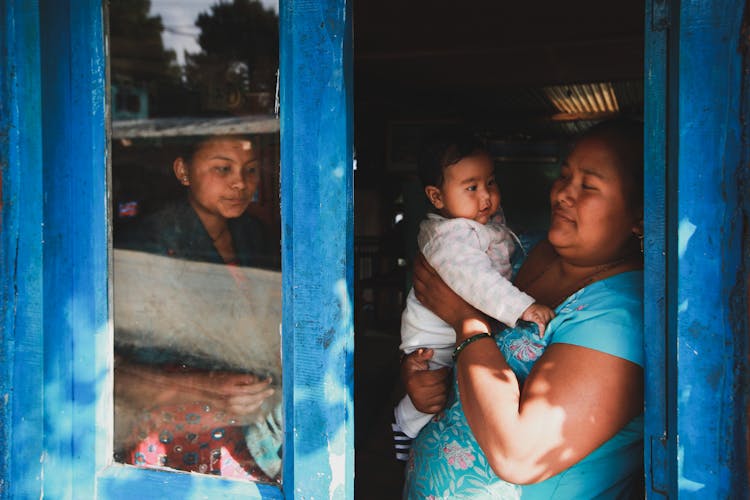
[582,178,597,190]
[213,166,231,174]
[244,166,257,175]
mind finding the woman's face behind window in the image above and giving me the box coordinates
[178,138,261,220]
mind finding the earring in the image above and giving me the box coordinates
[182,176,189,185]
[638,234,644,254]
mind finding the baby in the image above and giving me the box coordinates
[393,131,554,460]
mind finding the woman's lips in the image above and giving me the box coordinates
[224,198,249,205]
[552,208,575,224]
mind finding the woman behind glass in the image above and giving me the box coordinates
[114,134,280,481]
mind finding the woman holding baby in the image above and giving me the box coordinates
[403,119,645,498]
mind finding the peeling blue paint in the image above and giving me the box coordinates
[280,0,354,497]
[0,1,45,496]
[670,0,747,496]
[678,219,696,259]
[677,445,706,492]
[646,0,748,496]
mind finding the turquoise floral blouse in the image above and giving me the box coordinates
[403,271,644,499]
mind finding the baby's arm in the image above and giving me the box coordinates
[421,220,550,329]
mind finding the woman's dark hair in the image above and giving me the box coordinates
[578,118,644,210]
[417,130,488,188]
[176,134,252,164]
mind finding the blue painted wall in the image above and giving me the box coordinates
[645,0,749,496]
[673,0,747,495]
[0,1,45,497]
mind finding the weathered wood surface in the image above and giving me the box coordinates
[112,115,279,139]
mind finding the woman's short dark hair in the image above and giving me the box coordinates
[417,130,488,188]
[177,134,253,164]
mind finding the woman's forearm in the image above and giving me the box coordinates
[456,336,642,485]
[413,250,640,483]
[454,337,546,484]
[114,359,203,410]
[115,357,275,421]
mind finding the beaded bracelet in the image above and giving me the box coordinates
[452,332,494,361]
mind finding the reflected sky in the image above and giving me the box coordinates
[151,0,279,64]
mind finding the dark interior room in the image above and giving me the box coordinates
[351,2,645,497]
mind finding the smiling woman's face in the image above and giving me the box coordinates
[548,135,641,266]
[174,137,260,221]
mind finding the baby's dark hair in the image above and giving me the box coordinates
[417,130,488,188]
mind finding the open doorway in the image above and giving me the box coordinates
[351,2,645,497]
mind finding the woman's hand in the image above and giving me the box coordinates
[412,253,492,341]
[115,358,275,424]
[190,372,275,424]
[401,349,450,414]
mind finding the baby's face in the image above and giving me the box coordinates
[430,154,500,224]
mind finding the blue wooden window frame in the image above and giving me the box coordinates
[1,0,353,498]
[0,1,45,496]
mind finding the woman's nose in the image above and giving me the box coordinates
[229,170,246,190]
[555,179,576,204]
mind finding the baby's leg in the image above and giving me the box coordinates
[392,346,453,461]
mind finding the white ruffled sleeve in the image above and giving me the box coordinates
[418,217,535,326]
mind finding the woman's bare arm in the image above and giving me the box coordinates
[457,341,642,484]
[114,356,274,423]
[412,253,643,484]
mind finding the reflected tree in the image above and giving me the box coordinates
[109,0,279,117]
[109,0,178,84]
[109,0,190,117]
[185,0,279,114]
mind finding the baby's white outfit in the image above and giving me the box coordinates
[395,212,534,439]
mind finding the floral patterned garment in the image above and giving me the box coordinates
[122,364,281,483]
[130,402,276,482]
[404,271,644,499]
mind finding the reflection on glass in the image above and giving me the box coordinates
[109,0,281,484]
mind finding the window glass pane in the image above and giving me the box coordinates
[109,0,281,484]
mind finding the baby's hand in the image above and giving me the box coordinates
[402,348,434,372]
[520,303,556,338]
